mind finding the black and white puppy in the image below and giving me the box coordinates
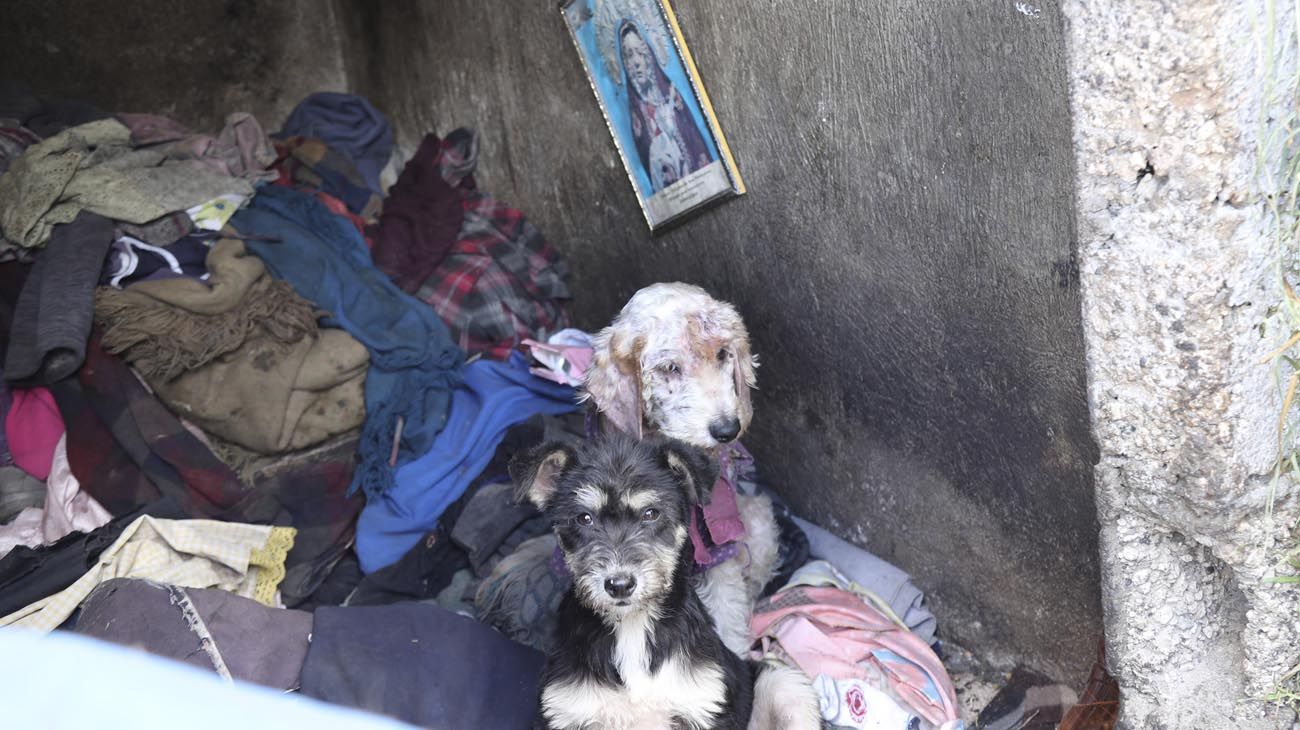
[512,434,820,730]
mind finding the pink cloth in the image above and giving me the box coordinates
[173,112,279,184]
[116,112,191,146]
[687,443,748,564]
[116,111,277,184]
[521,330,593,387]
[750,585,960,729]
[5,387,64,480]
[0,434,112,558]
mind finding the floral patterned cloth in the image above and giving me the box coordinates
[751,562,963,730]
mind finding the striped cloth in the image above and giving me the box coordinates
[0,516,294,632]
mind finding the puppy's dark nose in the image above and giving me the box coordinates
[708,417,741,443]
[604,574,636,599]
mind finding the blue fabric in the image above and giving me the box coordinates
[231,185,464,497]
[0,630,415,729]
[279,92,393,194]
[357,353,578,573]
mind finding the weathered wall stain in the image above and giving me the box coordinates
[0,0,348,132]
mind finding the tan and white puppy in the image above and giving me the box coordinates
[581,282,781,655]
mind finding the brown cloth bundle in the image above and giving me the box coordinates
[94,238,368,454]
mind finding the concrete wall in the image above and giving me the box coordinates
[338,0,1102,679]
[0,0,348,132]
[1067,0,1300,727]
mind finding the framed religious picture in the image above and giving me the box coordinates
[561,0,745,231]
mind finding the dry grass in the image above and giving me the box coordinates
[1255,0,1300,710]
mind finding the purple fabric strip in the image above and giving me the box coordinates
[549,544,570,579]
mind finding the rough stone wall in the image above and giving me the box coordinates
[338,0,1102,680]
[0,0,348,132]
[1065,0,1300,727]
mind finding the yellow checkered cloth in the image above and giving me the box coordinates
[0,516,295,632]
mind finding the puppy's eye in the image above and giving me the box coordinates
[660,362,681,376]
[641,507,660,522]
[576,513,594,526]
[717,349,730,363]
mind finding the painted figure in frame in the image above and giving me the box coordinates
[563,0,743,229]
[619,21,712,192]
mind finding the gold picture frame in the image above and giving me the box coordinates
[561,0,745,231]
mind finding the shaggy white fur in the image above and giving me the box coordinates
[581,282,780,655]
[748,664,823,730]
[583,282,757,446]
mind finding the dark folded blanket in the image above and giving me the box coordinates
[300,603,543,729]
[95,238,368,455]
[76,578,313,691]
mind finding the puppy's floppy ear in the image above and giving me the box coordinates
[728,319,758,436]
[658,439,719,506]
[582,323,644,438]
[510,442,575,510]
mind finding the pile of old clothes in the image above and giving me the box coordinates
[0,87,579,727]
[94,238,368,454]
[65,579,543,728]
[370,129,573,359]
[0,86,969,730]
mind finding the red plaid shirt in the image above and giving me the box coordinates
[413,131,571,360]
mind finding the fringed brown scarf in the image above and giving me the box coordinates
[94,238,319,382]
